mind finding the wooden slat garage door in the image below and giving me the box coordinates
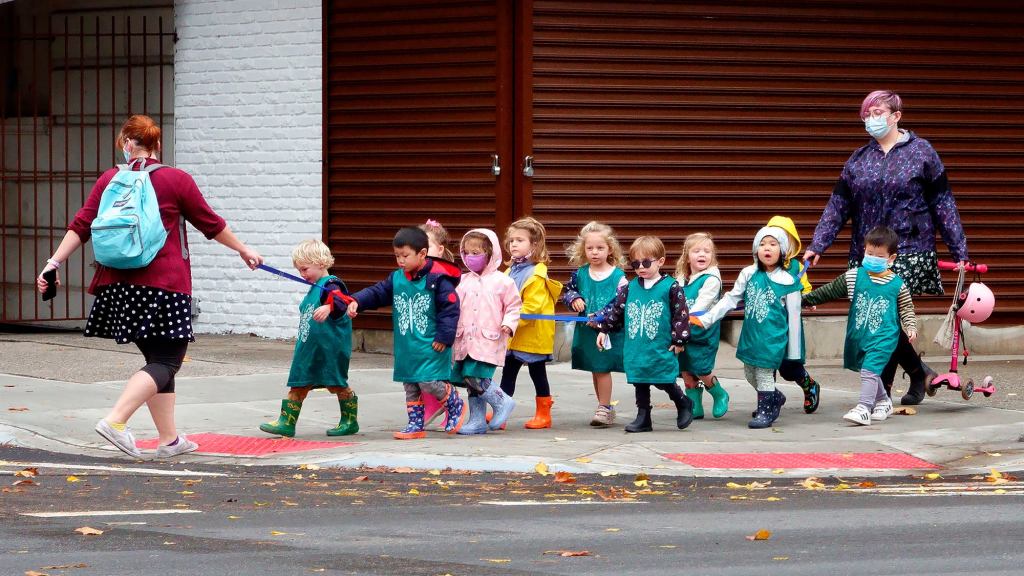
[527,0,1024,321]
[325,1,511,327]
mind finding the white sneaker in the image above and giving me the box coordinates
[871,399,894,422]
[842,404,872,426]
[95,419,143,458]
[155,435,199,459]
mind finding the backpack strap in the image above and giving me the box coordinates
[143,162,164,173]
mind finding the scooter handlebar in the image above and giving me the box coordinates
[938,260,988,274]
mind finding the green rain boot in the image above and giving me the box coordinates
[705,377,730,419]
[684,387,704,420]
[327,396,359,436]
[260,399,302,437]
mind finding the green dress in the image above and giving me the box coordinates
[844,268,902,374]
[623,276,678,384]
[391,269,452,383]
[679,272,720,376]
[571,265,625,374]
[286,275,352,388]
[450,357,496,382]
[736,269,802,369]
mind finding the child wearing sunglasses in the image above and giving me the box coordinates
[692,226,804,429]
[594,236,693,433]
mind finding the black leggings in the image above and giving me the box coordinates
[499,355,551,397]
[634,383,684,408]
[136,337,189,394]
[881,330,924,386]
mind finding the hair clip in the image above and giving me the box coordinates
[425,219,440,227]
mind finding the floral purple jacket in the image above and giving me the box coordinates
[809,131,968,263]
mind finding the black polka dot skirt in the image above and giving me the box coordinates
[84,283,195,344]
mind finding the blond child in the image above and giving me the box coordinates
[595,236,693,433]
[452,229,522,434]
[260,240,357,437]
[499,217,563,429]
[693,226,803,429]
[420,218,455,262]
[674,233,729,419]
[562,221,627,427]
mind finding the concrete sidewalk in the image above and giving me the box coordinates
[2,332,1023,478]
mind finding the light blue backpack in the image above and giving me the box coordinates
[91,159,168,269]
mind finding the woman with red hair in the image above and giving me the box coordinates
[37,115,262,459]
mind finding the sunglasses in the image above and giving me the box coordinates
[629,258,657,270]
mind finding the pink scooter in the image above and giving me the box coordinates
[928,261,996,400]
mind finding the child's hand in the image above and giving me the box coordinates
[501,325,513,337]
[689,316,704,328]
[596,332,607,350]
[432,342,448,353]
[571,298,586,313]
[669,344,684,355]
[312,304,331,323]
[346,301,359,318]
[907,329,918,344]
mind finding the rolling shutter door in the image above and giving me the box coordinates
[325,1,511,328]
[528,1,1024,321]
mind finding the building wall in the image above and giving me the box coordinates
[174,0,322,338]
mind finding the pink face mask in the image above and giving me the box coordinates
[461,252,488,274]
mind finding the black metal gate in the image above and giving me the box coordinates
[1,4,174,325]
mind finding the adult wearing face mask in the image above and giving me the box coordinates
[36,114,263,459]
[803,90,969,406]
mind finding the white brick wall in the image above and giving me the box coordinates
[173,0,322,339]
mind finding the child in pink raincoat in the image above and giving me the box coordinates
[452,228,523,434]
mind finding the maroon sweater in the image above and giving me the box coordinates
[69,158,227,296]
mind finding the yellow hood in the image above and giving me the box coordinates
[767,215,802,255]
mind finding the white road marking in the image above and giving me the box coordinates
[21,509,202,518]
[0,460,226,477]
[481,500,646,506]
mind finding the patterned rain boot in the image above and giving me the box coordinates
[327,396,359,437]
[748,392,774,429]
[482,380,516,431]
[799,375,820,414]
[423,393,448,431]
[685,387,704,420]
[624,407,653,433]
[524,396,554,429]
[457,394,488,435]
[675,394,695,430]
[443,384,466,434]
[259,399,302,437]
[705,377,730,419]
[768,389,787,424]
[394,401,426,440]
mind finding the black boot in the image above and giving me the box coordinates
[748,392,774,429]
[674,395,694,430]
[625,407,653,433]
[799,375,820,414]
[901,362,938,406]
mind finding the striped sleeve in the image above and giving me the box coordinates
[896,283,917,334]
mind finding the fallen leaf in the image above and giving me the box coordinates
[178,490,195,495]
[554,471,576,484]
[763,496,783,502]
[994,489,1007,494]
[746,529,771,541]
[7,407,29,412]
[894,407,917,415]
[605,528,620,532]
[574,457,592,464]
[773,556,790,561]
[599,470,619,477]
[428,469,441,475]
[13,479,38,486]
[291,474,304,480]
[834,483,850,491]
[392,467,416,473]
[66,475,82,483]
[298,464,321,471]
[15,468,38,477]
[163,541,175,545]
[74,526,104,536]
[986,452,1003,457]
[858,481,877,488]
[553,437,568,441]
[482,559,511,563]
[40,564,87,570]
[543,550,591,557]
[799,477,825,490]
[352,475,369,482]
[227,515,241,520]
[408,489,420,495]
[771,468,785,474]
[535,461,550,476]
[270,530,288,536]
[657,544,677,548]
[726,481,769,490]
[729,495,749,500]
[634,472,650,488]
[24,571,49,576]
[924,473,942,481]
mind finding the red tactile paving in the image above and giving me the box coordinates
[136,433,356,456]
[664,452,939,470]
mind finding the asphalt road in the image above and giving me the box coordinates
[2,447,1022,576]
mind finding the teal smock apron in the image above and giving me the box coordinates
[391,269,452,383]
[571,265,625,374]
[286,275,352,388]
[623,276,678,384]
[679,273,721,376]
[736,269,802,369]
[844,268,902,374]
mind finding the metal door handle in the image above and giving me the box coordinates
[523,155,534,178]
[491,154,501,177]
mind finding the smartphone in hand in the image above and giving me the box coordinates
[42,269,57,301]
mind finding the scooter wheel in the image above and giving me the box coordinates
[983,391,993,398]
[961,379,974,401]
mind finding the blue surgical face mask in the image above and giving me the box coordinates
[862,254,890,273]
[864,114,892,139]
